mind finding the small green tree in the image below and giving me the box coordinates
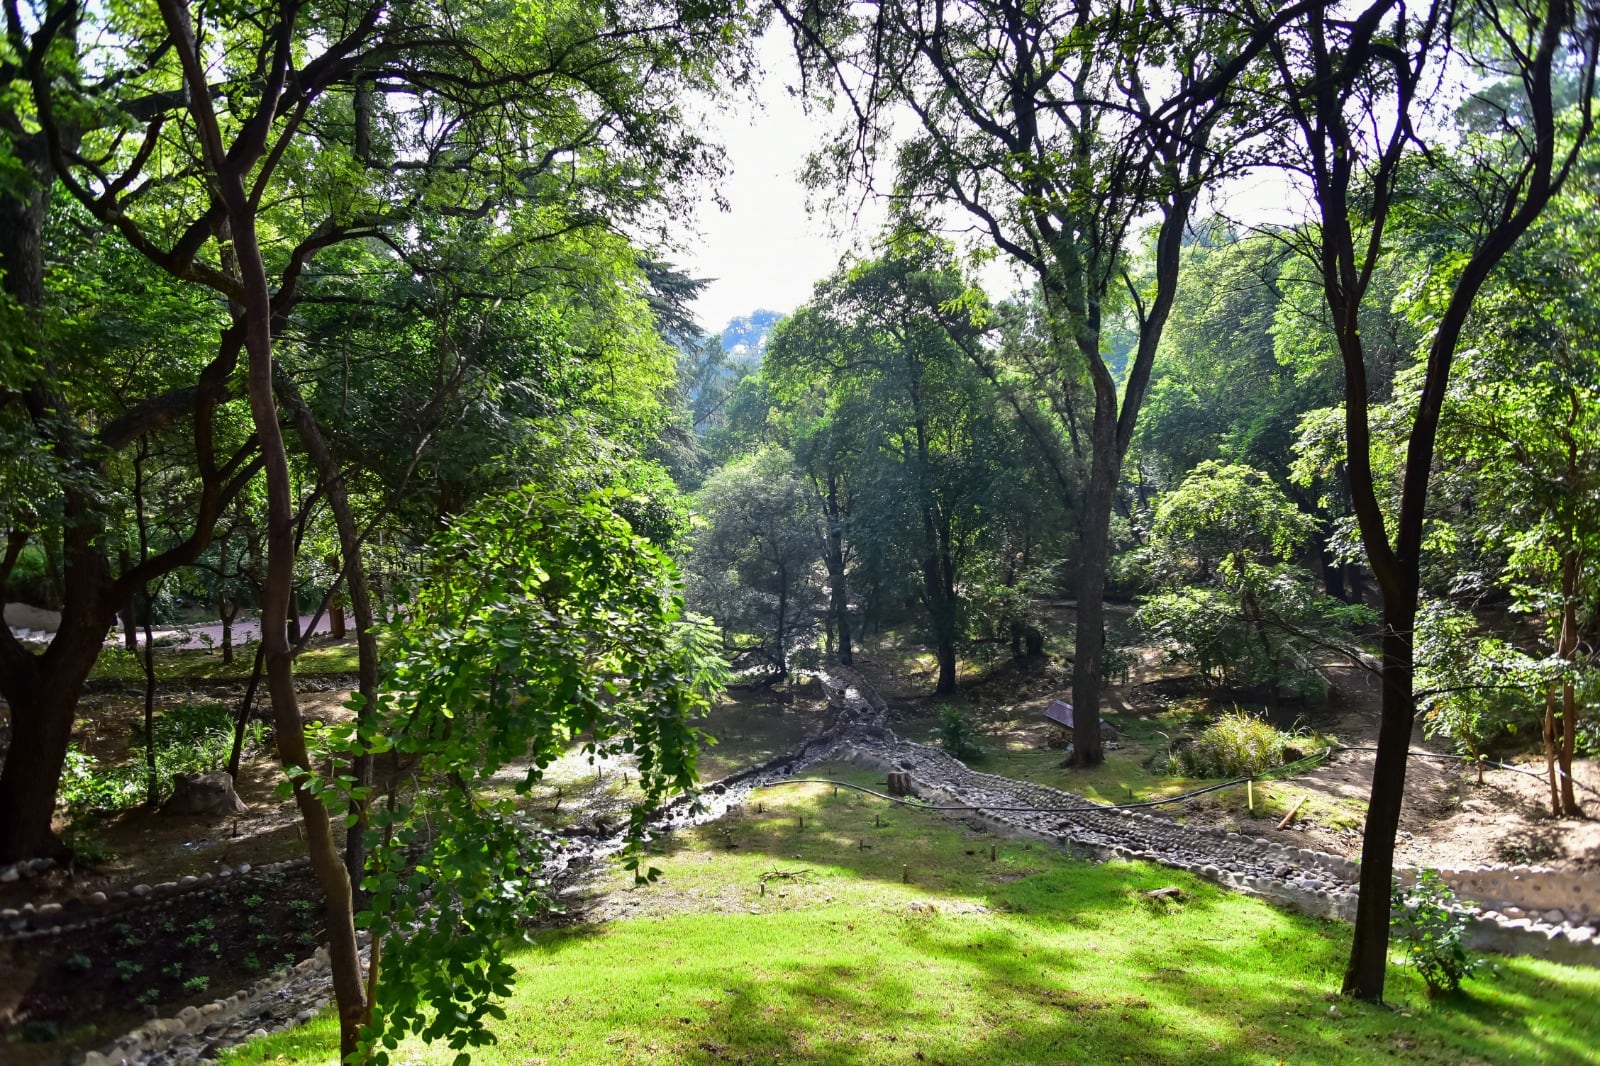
[1414,602,1546,783]
[686,448,823,680]
[1134,462,1371,701]
[317,487,724,1064]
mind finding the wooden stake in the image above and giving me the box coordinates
[760,881,765,897]
[798,815,804,830]
[1247,779,1254,812]
[989,844,996,862]
[875,813,881,828]
[1277,795,1306,830]
[901,864,909,884]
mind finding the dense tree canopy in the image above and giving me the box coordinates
[6,0,1600,1054]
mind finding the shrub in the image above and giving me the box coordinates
[1391,869,1484,996]
[57,700,263,816]
[1174,710,1288,778]
[932,704,985,762]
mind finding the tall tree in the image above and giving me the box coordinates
[687,447,823,679]
[778,0,1306,761]
[765,243,1014,693]
[1249,0,1599,1000]
[0,0,749,873]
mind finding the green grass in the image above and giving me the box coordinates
[87,641,361,684]
[221,765,1599,1066]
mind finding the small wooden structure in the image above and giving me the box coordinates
[1043,700,1076,730]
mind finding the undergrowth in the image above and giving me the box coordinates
[59,700,264,815]
[1168,709,1293,778]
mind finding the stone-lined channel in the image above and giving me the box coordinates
[8,665,1594,1065]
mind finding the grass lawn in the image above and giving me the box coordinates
[221,766,1599,1066]
[88,640,362,683]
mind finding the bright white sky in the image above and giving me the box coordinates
[681,31,892,333]
[680,30,1305,336]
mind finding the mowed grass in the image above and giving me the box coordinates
[222,765,1598,1066]
[88,640,361,683]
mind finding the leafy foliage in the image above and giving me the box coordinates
[1133,462,1371,696]
[309,488,724,1064]
[1391,870,1485,998]
[685,448,822,678]
[58,702,263,816]
[1415,602,1546,768]
[932,704,985,762]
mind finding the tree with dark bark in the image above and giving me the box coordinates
[776,0,1307,761]
[1246,0,1599,1002]
[763,242,1015,694]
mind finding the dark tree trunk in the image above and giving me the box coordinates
[0,671,78,861]
[1069,404,1117,765]
[920,515,960,696]
[228,645,266,781]
[0,611,110,861]
[774,575,789,680]
[219,597,237,664]
[823,478,852,666]
[120,603,139,651]
[141,597,160,806]
[1342,614,1416,1001]
[279,387,382,902]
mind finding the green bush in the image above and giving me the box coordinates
[7,543,53,605]
[57,700,263,815]
[1392,869,1485,997]
[1172,710,1289,778]
[932,704,985,762]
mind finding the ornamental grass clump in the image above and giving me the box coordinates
[1176,710,1289,778]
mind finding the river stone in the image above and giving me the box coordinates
[162,772,248,815]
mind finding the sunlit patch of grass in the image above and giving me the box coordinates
[225,764,1600,1066]
[88,640,362,683]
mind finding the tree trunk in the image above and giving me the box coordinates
[1069,404,1118,766]
[1342,614,1417,1002]
[1544,687,1562,815]
[774,575,789,680]
[824,492,852,666]
[228,645,266,781]
[187,35,368,1044]
[0,667,80,862]
[141,592,160,806]
[280,389,382,903]
[0,609,112,862]
[920,533,959,696]
[1554,550,1582,816]
[219,597,237,665]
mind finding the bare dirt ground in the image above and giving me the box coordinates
[855,627,1600,874]
[1251,662,1600,872]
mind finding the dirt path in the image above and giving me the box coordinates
[1171,661,1600,871]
